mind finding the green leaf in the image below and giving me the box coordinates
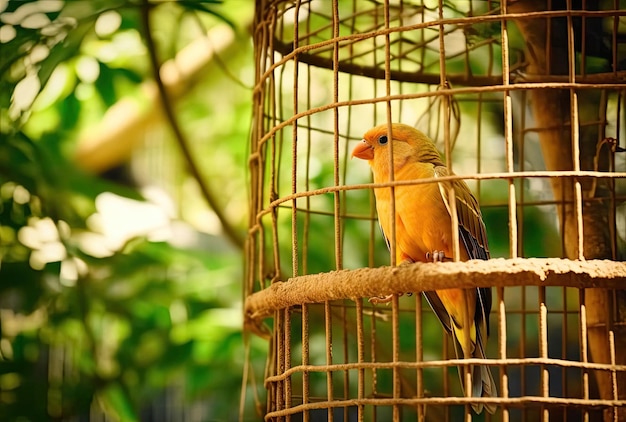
[101,383,139,422]
[58,92,82,132]
[177,0,236,30]
[36,24,94,103]
[95,62,118,107]
[0,27,42,79]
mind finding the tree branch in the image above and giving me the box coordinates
[140,0,244,250]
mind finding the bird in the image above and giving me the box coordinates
[351,122,497,414]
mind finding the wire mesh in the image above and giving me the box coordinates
[244,1,626,421]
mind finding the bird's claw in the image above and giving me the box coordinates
[368,295,394,305]
[368,292,413,304]
[368,259,416,304]
[426,250,450,262]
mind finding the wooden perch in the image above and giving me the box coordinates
[245,258,626,323]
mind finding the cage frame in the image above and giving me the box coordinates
[243,1,626,421]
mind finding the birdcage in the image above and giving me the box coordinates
[243,1,626,421]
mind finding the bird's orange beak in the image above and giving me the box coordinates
[351,140,374,160]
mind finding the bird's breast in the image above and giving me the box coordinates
[373,164,453,262]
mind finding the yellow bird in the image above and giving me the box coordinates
[352,123,496,414]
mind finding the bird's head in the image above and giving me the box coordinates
[351,123,444,167]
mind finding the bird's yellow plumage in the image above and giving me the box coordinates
[352,123,497,414]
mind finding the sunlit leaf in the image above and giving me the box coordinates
[94,62,117,107]
[101,383,139,422]
[36,24,93,108]
[177,0,236,29]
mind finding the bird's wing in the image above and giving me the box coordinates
[378,220,391,251]
[375,193,454,334]
[434,165,492,335]
[434,165,489,259]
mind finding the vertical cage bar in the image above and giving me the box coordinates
[611,0,619,75]
[416,294,424,422]
[443,323,450,421]
[383,0,396,269]
[580,289,590,422]
[332,0,342,272]
[501,2,517,260]
[284,308,292,420]
[566,0,584,260]
[539,287,549,422]
[500,4,513,419]
[275,308,285,414]
[342,303,349,422]
[302,303,309,422]
[290,5,300,279]
[285,4,301,418]
[476,92,483,202]
[518,88,529,422]
[370,308,378,422]
[610,330,618,422]
[562,287,569,408]
[435,4,455,421]
[356,298,365,422]
[498,286,509,422]
[392,295,400,420]
[610,91,624,259]
[331,4,348,419]
[517,108,525,258]
[325,301,334,422]
[302,45,311,276]
[384,5,398,419]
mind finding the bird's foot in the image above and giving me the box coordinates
[368,294,394,305]
[368,292,414,304]
[426,250,452,263]
[368,259,417,304]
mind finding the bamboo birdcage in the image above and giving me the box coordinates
[243,1,626,421]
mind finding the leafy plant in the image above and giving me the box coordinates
[1,0,258,420]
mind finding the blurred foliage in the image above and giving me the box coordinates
[0,0,264,421]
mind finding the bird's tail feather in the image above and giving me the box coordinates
[452,328,497,414]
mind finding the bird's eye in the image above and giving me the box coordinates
[378,135,388,145]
